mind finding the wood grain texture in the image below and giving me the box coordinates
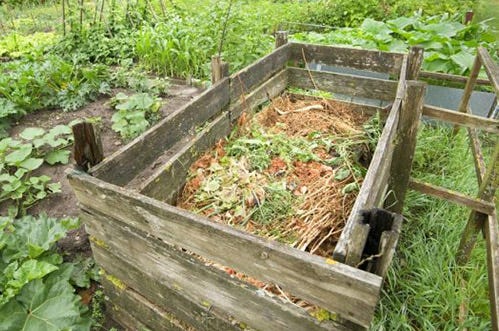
[93,247,240,331]
[287,67,398,101]
[333,55,408,266]
[229,69,288,122]
[90,78,230,186]
[101,277,188,331]
[422,105,499,134]
[230,44,290,103]
[84,209,348,331]
[72,122,103,171]
[388,81,426,214]
[478,47,499,95]
[138,113,231,202]
[408,179,495,215]
[290,42,404,76]
[67,170,382,328]
[484,213,499,331]
[406,46,424,80]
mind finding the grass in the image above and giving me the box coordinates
[373,125,492,330]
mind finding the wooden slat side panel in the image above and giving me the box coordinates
[230,44,290,103]
[84,209,346,331]
[139,113,231,202]
[290,42,404,76]
[93,247,239,331]
[422,105,499,134]
[101,277,187,331]
[67,170,382,328]
[334,54,408,266]
[287,67,398,101]
[230,69,288,122]
[485,213,499,331]
[333,99,400,265]
[90,79,230,186]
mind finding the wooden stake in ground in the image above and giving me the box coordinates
[211,55,229,85]
[72,122,104,171]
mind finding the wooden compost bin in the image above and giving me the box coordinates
[68,42,426,330]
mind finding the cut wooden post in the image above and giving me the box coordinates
[275,30,288,49]
[457,141,499,264]
[211,55,229,85]
[387,80,426,214]
[406,46,424,80]
[464,11,474,25]
[72,122,103,172]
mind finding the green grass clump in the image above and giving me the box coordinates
[373,125,491,330]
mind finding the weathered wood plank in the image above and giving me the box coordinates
[230,44,290,103]
[478,47,499,95]
[90,78,230,186]
[484,213,499,331]
[419,71,490,86]
[408,178,495,215]
[388,81,426,214]
[333,55,408,266]
[67,170,382,328]
[287,67,398,101]
[230,69,288,122]
[93,247,239,331]
[101,277,188,331]
[84,209,347,331]
[290,42,404,76]
[139,113,231,202]
[422,105,499,134]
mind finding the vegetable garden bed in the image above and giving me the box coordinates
[68,41,426,330]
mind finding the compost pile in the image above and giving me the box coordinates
[178,94,381,257]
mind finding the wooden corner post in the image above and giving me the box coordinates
[275,31,288,49]
[72,122,104,172]
[387,80,427,214]
[406,46,424,80]
[211,55,229,85]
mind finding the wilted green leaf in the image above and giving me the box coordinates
[334,168,350,181]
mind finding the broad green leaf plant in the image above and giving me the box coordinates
[0,125,73,216]
[0,215,95,331]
